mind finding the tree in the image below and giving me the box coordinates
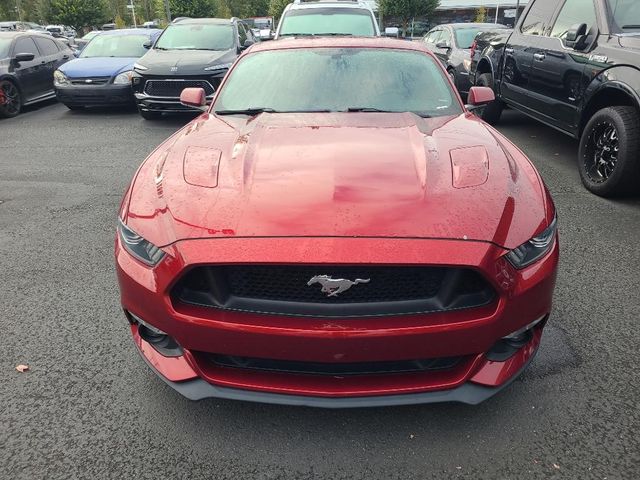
[379,0,439,37]
[268,0,289,21]
[49,0,108,30]
[168,0,216,18]
[475,6,486,23]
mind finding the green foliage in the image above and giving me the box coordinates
[379,0,439,35]
[226,0,268,18]
[475,6,486,23]
[49,0,108,30]
[169,0,216,18]
[268,0,289,21]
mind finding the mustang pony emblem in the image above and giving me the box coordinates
[307,275,370,297]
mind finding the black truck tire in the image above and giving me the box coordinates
[476,73,503,125]
[578,106,640,197]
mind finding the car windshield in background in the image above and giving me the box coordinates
[279,9,376,36]
[83,31,100,40]
[455,28,488,49]
[214,48,461,117]
[81,34,150,58]
[608,0,640,31]
[154,24,234,50]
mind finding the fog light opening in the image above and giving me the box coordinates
[127,311,183,357]
[486,315,547,362]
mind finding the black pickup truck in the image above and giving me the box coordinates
[470,0,640,197]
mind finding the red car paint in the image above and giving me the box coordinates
[116,38,559,406]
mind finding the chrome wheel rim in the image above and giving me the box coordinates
[0,81,20,115]
[585,122,619,183]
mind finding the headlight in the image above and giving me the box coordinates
[204,62,233,71]
[133,63,148,71]
[113,70,133,85]
[53,70,69,86]
[118,219,165,266]
[505,216,557,269]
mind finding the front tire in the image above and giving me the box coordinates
[476,73,503,125]
[0,80,22,118]
[578,106,640,197]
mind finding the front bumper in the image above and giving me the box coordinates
[116,236,559,407]
[55,84,134,106]
[134,92,214,113]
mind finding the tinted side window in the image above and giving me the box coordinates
[550,0,597,38]
[34,37,59,55]
[521,0,559,36]
[13,36,40,57]
[440,28,452,46]
[238,24,247,45]
[426,29,441,43]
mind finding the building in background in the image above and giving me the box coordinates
[433,0,528,28]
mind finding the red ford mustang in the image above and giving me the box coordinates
[115,38,559,407]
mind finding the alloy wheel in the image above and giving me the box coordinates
[0,81,20,116]
[585,122,619,184]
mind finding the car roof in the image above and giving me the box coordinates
[97,28,161,36]
[248,36,431,54]
[439,23,508,29]
[172,18,235,25]
[287,0,374,11]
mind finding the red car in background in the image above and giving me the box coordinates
[115,38,559,407]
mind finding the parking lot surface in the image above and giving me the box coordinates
[1,102,639,479]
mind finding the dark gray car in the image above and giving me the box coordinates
[423,23,508,96]
[0,31,73,117]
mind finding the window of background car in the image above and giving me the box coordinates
[607,0,640,32]
[214,48,462,117]
[439,28,452,47]
[80,34,150,58]
[13,36,39,57]
[34,37,59,55]
[0,37,12,58]
[424,29,442,44]
[551,0,597,39]
[155,24,234,50]
[520,0,559,36]
[455,28,486,49]
[279,9,376,36]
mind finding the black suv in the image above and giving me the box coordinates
[470,0,640,197]
[132,18,255,120]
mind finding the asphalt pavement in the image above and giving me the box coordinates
[1,102,639,479]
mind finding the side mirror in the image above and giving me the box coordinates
[14,52,35,62]
[143,40,152,49]
[384,27,399,38]
[180,87,207,111]
[242,39,254,49]
[436,40,450,49]
[565,23,588,50]
[466,86,495,108]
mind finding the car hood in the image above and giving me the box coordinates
[617,33,640,49]
[59,57,138,77]
[126,112,551,250]
[136,48,237,75]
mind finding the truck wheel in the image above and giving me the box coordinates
[0,80,21,118]
[579,106,640,197]
[476,73,503,125]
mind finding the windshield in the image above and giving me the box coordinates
[607,0,640,31]
[155,24,234,50]
[83,31,100,40]
[214,48,461,117]
[80,34,150,58]
[0,37,12,57]
[279,8,376,36]
[455,28,488,49]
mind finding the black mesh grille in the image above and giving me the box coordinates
[144,79,215,97]
[172,265,496,318]
[206,354,462,376]
[227,265,445,303]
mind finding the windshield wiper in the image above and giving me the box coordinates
[345,107,393,113]
[215,107,277,116]
[622,25,640,29]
